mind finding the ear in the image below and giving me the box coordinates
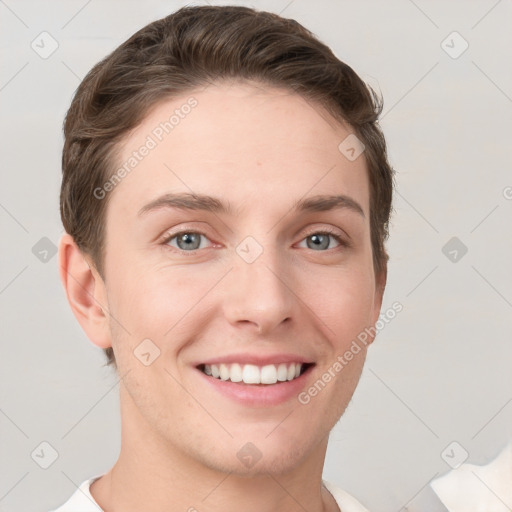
[58,233,112,349]
[368,265,387,344]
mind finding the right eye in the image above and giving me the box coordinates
[161,231,213,252]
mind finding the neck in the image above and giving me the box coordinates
[90,385,339,512]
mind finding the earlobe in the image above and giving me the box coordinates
[58,233,112,349]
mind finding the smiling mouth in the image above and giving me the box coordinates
[197,362,314,385]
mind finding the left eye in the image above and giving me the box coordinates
[165,232,211,251]
[297,232,343,251]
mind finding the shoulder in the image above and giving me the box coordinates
[48,474,104,512]
[323,479,370,512]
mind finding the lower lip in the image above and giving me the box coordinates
[196,366,314,407]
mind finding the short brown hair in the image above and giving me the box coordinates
[60,5,395,371]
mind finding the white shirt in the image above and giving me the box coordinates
[429,441,512,512]
[49,474,369,512]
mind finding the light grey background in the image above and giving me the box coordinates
[1,1,511,511]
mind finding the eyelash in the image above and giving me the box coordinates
[160,228,349,255]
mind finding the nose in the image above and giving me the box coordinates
[222,247,296,335]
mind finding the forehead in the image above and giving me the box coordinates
[108,81,370,219]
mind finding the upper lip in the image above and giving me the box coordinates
[195,352,315,367]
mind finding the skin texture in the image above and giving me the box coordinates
[59,81,386,512]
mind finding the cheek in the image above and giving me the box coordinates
[107,264,220,344]
[307,266,376,346]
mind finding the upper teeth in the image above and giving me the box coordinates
[203,363,303,384]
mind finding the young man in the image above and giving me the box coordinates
[55,5,394,511]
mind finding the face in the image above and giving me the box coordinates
[98,81,384,475]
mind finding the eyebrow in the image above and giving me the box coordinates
[138,192,365,219]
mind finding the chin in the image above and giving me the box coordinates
[205,448,310,477]
[191,428,323,478]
